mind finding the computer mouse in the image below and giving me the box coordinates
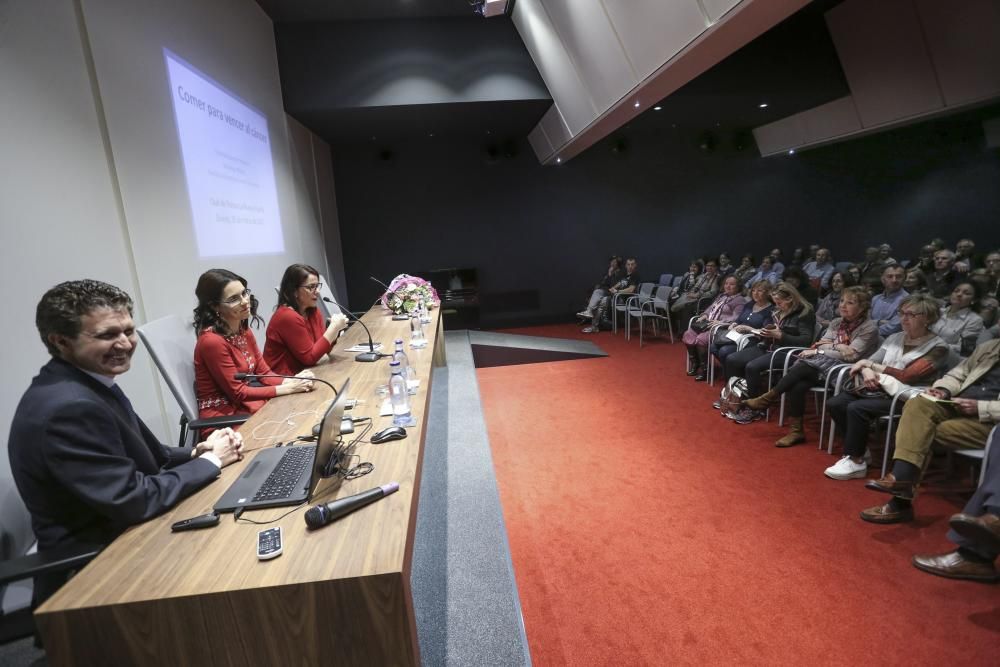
[371,426,407,444]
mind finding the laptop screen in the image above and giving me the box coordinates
[313,377,351,487]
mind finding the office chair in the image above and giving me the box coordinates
[137,315,249,447]
[0,486,100,643]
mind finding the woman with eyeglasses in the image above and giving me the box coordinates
[823,294,949,480]
[264,264,349,376]
[194,269,314,423]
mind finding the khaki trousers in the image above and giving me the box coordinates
[893,395,993,469]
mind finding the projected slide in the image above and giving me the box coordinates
[165,50,283,257]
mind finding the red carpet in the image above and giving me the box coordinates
[477,324,998,666]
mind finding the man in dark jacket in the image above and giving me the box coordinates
[8,280,243,605]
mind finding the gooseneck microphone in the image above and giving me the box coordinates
[322,297,384,362]
[304,482,399,529]
[233,372,338,398]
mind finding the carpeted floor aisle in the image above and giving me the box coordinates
[476,324,998,666]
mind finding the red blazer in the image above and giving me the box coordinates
[263,306,332,376]
[194,328,282,419]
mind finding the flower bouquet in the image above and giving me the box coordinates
[381,274,439,315]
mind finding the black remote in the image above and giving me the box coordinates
[171,512,220,532]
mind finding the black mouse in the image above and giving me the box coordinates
[371,426,407,444]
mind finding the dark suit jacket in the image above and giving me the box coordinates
[8,358,220,556]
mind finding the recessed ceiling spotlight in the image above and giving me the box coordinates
[759,103,769,108]
[633,100,640,108]
[788,149,796,155]
[556,157,562,163]
[654,106,662,111]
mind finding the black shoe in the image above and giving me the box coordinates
[694,368,707,381]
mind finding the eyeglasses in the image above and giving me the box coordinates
[220,288,252,306]
[898,310,925,319]
[300,282,323,293]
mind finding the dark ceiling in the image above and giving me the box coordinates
[258,0,851,152]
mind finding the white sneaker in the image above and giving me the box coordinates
[824,455,868,480]
[576,310,592,319]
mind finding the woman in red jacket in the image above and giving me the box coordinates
[264,264,348,376]
[193,269,314,421]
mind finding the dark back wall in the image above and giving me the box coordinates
[332,109,1000,328]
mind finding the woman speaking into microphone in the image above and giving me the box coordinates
[264,264,349,376]
[193,269,314,424]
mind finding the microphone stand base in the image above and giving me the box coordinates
[391,314,410,321]
[355,352,381,362]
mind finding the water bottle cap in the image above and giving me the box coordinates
[389,360,400,366]
[395,339,403,344]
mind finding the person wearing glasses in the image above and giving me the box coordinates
[823,294,949,480]
[193,269,314,423]
[264,264,349,376]
[9,280,244,607]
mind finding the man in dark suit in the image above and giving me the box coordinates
[8,279,244,605]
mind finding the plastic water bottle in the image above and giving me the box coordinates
[417,295,431,324]
[393,339,417,395]
[388,361,411,426]
[409,312,427,349]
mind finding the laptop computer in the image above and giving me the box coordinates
[213,378,352,513]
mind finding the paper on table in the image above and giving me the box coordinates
[346,342,384,353]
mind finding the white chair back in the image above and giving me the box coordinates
[137,315,199,424]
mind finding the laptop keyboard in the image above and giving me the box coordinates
[252,446,313,502]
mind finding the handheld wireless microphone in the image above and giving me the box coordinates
[233,372,339,397]
[304,482,399,529]
[321,297,384,362]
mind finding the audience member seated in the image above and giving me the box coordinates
[954,238,978,273]
[971,249,999,298]
[769,248,786,276]
[861,337,1000,524]
[264,264,349,376]
[979,296,999,331]
[670,258,721,331]
[909,244,936,274]
[846,263,863,286]
[732,254,757,286]
[717,252,735,278]
[824,294,949,480]
[931,280,985,357]
[802,247,834,292]
[878,243,897,266]
[789,247,806,268]
[859,246,887,291]
[926,248,959,298]
[8,279,244,607]
[806,244,820,265]
[583,257,640,333]
[722,282,816,424]
[739,286,878,443]
[577,255,623,322]
[904,267,929,295]
[781,266,818,306]
[194,269,314,422]
[912,440,1000,583]
[870,264,908,337]
[670,259,703,304]
[746,256,779,289]
[709,281,774,390]
[682,275,747,381]
[816,271,854,330]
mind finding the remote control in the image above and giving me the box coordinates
[257,527,283,560]
[171,512,220,532]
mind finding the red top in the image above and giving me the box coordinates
[263,306,332,376]
[194,328,282,419]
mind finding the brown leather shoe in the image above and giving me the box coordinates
[912,550,999,583]
[860,502,914,524]
[865,473,916,500]
[949,513,1000,552]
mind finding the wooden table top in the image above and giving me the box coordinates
[38,305,440,613]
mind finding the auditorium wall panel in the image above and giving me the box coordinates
[332,107,1000,329]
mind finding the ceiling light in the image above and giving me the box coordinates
[788,149,795,155]
[759,103,769,108]
[633,101,640,108]
[556,157,562,163]
[654,106,662,111]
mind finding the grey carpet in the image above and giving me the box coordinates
[467,331,606,357]
[411,330,531,667]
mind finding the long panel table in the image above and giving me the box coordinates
[35,306,444,666]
